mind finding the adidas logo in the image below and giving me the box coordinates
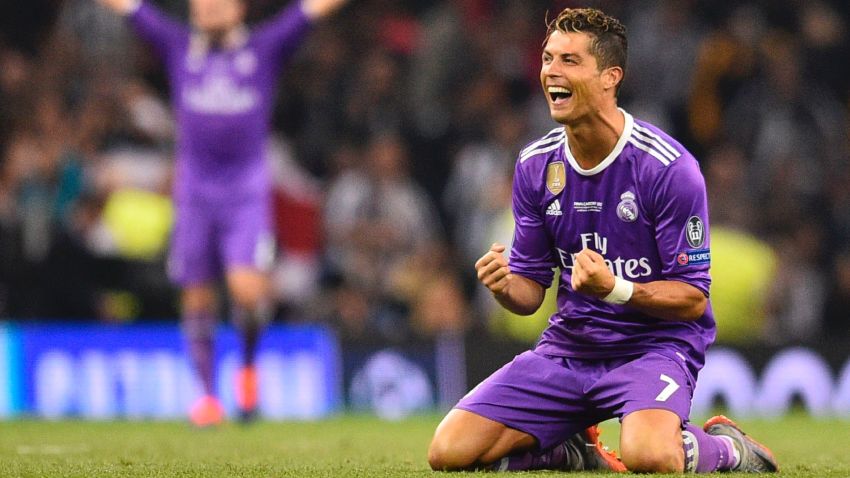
[546,199,563,216]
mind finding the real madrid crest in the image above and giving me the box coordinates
[546,161,566,195]
[616,191,639,222]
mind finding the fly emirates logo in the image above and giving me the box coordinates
[556,232,653,279]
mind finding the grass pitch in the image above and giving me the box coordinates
[1,413,848,477]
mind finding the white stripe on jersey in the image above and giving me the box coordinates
[520,128,564,157]
[631,129,677,163]
[520,136,565,163]
[628,137,671,166]
[632,123,680,159]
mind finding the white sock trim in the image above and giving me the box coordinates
[719,435,741,468]
[682,430,698,473]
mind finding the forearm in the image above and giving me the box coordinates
[493,274,545,316]
[627,280,707,322]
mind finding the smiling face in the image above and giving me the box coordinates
[541,30,621,125]
[539,8,627,126]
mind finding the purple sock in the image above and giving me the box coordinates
[683,424,737,472]
[489,444,571,471]
[182,312,217,395]
[232,307,270,367]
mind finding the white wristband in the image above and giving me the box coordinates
[602,276,633,305]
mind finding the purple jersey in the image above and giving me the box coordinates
[129,1,310,204]
[510,110,715,379]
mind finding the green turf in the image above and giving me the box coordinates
[0,414,847,477]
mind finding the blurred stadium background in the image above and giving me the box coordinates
[1,0,849,432]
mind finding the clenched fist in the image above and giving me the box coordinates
[570,248,615,298]
[475,243,511,295]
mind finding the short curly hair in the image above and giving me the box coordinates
[545,8,628,84]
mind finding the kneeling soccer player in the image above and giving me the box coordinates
[428,6,777,474]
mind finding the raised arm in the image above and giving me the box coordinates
[253,0,350,68]
[94,0,187,62]
[95,0,138,15]
[300,0,350,21]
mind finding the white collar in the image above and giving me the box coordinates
[563,108,633,176]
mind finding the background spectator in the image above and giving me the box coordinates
[1,0,849,347]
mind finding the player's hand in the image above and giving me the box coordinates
[571,248,616,298]
[94,0,137,15]
[301,0,350,20]
[475,243,511,296]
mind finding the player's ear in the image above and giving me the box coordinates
[601,66,624,92]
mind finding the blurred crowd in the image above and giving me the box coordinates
[1,0,849,346]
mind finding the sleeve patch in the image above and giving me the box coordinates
[676,249,710,266]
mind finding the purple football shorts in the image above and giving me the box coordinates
[168,198,274,286]
[455,350,694,450]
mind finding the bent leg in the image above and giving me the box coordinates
[428,351,626,472]
[620,409,685,473]
[181,285,224,426]
[220,195,274,368]
[428,408,536,470]
[620,409,740,473]
[226,267,272,419]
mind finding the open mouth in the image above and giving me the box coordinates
[548,86,572,104]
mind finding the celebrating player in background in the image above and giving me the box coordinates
[95,0,350,426]
[428,7,778,474]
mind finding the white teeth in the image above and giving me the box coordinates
[548,86,571,94]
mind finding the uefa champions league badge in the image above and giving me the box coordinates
[616,191,638,222]
[686,216,705,248]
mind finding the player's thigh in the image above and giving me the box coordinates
[169,203,219,286]
[428,408,535,470]
[454,351,599,451]
[217,198,274,307]
[218,200,274,304]
[591,352,694,425]
[620,409,684,473]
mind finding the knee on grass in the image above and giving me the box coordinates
[620,442,684,473]
[427,439,482,471]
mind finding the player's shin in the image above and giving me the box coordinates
[232,304,272,419]
[232,303,272,366]
[487,427,624,472]
[486,444,570,471]
[181,311,217,395]
[682,424,737,472]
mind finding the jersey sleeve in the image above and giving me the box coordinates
[253,1,312,68]
[128,1,188,63]
[650,156,712,296]
[508,160,556,288]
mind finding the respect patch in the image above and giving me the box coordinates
[676,249,710,266]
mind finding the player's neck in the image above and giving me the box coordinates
[205,24,248,50]
[564,106,624,169]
